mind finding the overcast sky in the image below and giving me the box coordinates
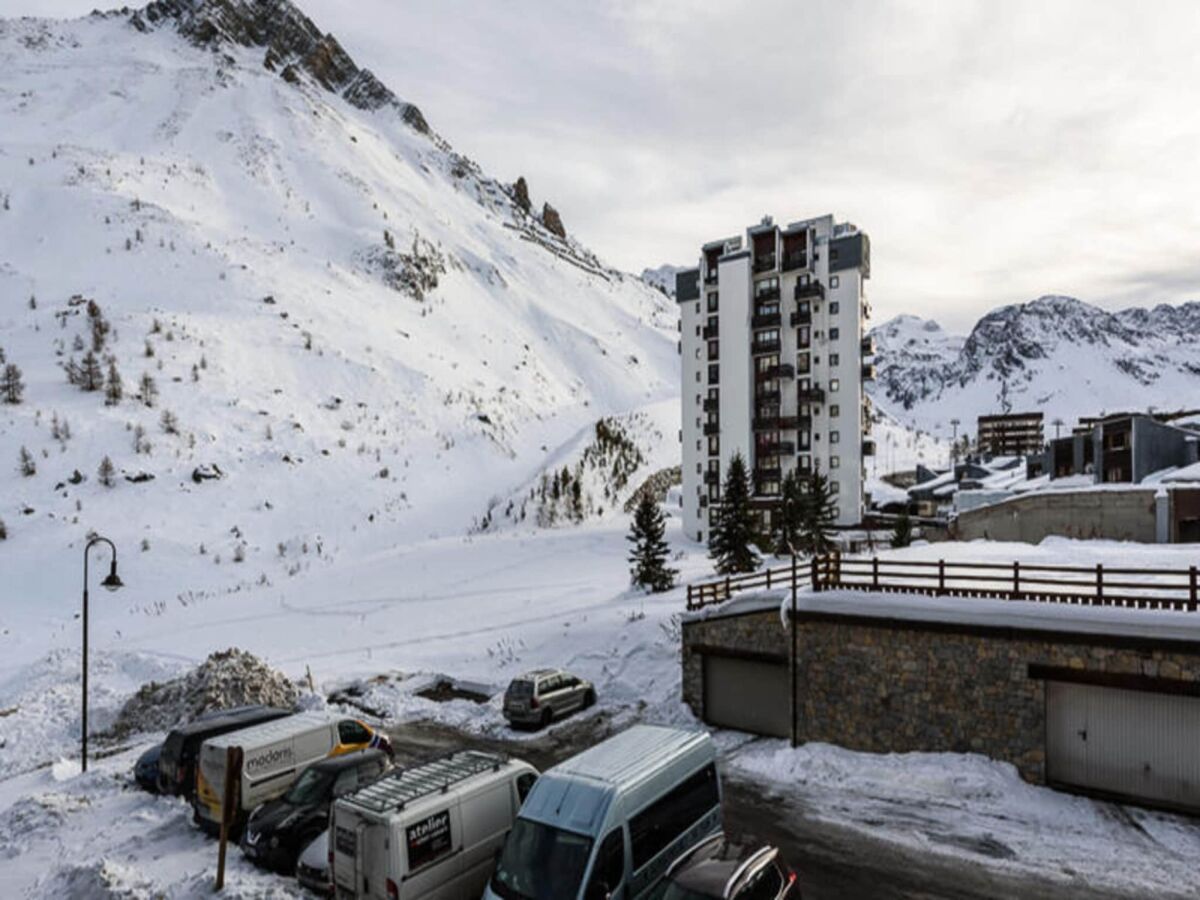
[7,0,1200,330]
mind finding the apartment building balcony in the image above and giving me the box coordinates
[796,414,813,430]
[795,281,825,300]
[702,324,719,339]
[860,335,875,355]
[755,416,801,431]
[702,398,718,412]
[790,309,812,327]
[797,387,826,403]
[704,469,720,485]
[751,311,781,329]
[751,339,781,355]
[861,363,876,380]
[754,467,782,483]
[781,251,808,272]
[703,422,720,435]
[755,388,781,404]
[756,363,794,381]
[753,253,777,273]
[863,439,876,456]
[774,440,796,455]
[753,285,781,302]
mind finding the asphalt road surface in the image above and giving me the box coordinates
[386,715,1192,900]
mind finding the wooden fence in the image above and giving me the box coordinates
[686,554,1200,613]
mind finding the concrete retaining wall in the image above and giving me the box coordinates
[952,489,1157,543]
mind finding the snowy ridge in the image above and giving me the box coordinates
[870,295,1200,436]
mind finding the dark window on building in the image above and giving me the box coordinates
[629,764,719,872]
[707,364,719,384]
[707,293,719,312]
[830,327,840,340]
[830,353,839,366]
[830,301,840,314]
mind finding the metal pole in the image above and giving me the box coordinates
[81,549,89,774]
[790,545,798,749]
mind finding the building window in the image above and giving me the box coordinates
[830,275,840,288]
[708,364,719,383]
[830,248,840,262]
[830,301,840,314]
[695,302,701,314]
[754,277,780,298]
[796,352,811,374]
[830,404,840,417]
[708,436,719,455]
[831,431,840,444]
[707,293,719,312]
[698,531,704,542]
[830,327,840,340]
[831,457,840,469]
[830,353,839,366]
[798,455,812,471]
[830,378,840,392]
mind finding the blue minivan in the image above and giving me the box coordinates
[485,725,721,900]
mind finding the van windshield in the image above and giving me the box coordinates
[285,768,334,805]
[490,818,593,900]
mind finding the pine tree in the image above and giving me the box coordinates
[160,408,179,435]
[774,469,806,555]
[104,359,123,406]
[0,363,24,404]
[798,461,838,556]
[627,491,676,592]
[18,446,36,477]
[709,452,759,574]
[891,509,913,548]
[97,455,116,487]
[138,372,158,407]
[79,350,103,392]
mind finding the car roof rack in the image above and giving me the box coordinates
[341,750,507,814]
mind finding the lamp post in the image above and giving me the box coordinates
[787,540,799,749]
[82,536,123,773]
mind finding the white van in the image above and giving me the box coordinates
[332,750,538,900]
[485,725,720,900]
[194,712,389,832]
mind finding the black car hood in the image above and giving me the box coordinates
[246,798,325,838]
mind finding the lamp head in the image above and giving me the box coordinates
[101,560,123,592]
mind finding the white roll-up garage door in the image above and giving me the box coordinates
[703,654,790,738]
[1046,681,1200,812]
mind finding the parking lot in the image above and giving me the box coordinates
[385,717,1196,900]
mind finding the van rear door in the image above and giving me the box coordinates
[398,801,463,899]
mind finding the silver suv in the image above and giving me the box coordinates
[502,668,596,729]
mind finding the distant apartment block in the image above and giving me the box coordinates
[675,214,873,543]
[1047,412,1200,483]
[977,412,1044,458]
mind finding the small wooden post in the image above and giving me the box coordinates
[724,575,731,600]
[872,557,880,589]
[811,555,821,592]
[215,746,242,891]
[1096,563,1104,605]
[766,568,772,590]
[686,584,693,609]
[1013,560,1021,600]
[937,559,946,595]
[1190,566,1197,613]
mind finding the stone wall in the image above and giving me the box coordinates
[952,488,1158,543]
[682,606,1200,783]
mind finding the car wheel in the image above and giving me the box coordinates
[583,689,596,709]
[540,707,553,730]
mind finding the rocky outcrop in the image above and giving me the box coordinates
[541,202,566,239]
[512,176,531,214]
[131,0,430,135]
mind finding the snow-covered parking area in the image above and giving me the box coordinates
[3,531,1200,896]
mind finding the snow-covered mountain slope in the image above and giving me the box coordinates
[640,263,685,298]
[0,1,677,663]
[870,296,1200,436]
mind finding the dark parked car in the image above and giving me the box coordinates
[656,834,798,900]
[134,744,162,793]
[157,704,290,798]
[240,749,390,874]
[502,668,595,729]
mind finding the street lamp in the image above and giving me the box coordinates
[82,536,123,773]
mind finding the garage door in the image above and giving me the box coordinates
[703,655,789,738]
[1046,681,1200,812]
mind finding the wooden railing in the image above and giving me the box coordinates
[686,555,1200,613]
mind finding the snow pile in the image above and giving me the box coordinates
[108,648,298,738]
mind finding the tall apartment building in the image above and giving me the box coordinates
[675,214,873,543]
[977,412,1045,458]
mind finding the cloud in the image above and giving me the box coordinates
[5,0,1200,330]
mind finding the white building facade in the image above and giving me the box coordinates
[676,214,874,543]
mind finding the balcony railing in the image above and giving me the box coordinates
[790,310,812,327]
[756,416,801,431]
[861,363,876,380]
[755,389,781,404]
[751,312,781,329]
[751,339,781,355]
[797,387,826,403]
[704,470,720,485]
[753,253,777,273]
[775,441,796,455]
[756,363,794,380]
[796,415,813,430]
[795,281,825,300]
[860,335,875,355]
[781,251,807,272]
[754,467,783,483]
[753,285,781,302]
[702,398,718,412]
[702,324,719,339]
[703,422,720,435]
